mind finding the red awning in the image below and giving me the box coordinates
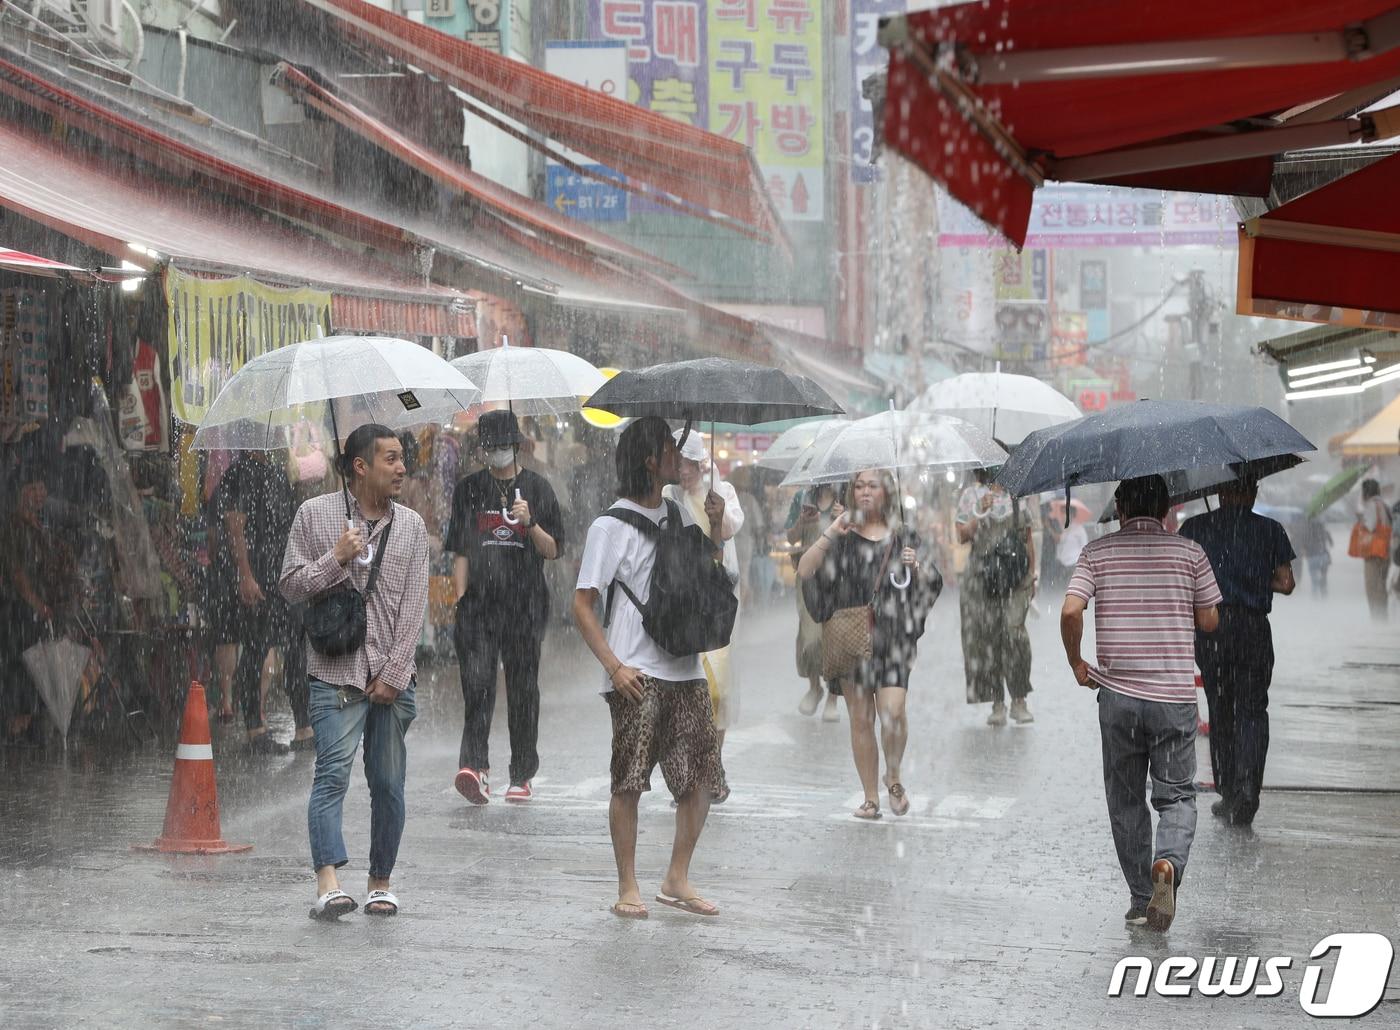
[883,1,1400,245]
[0,119,476,334]
[1239,149,1400,329]
[0,243,139,283]
[299,0,784,244]
[271,64,676,275]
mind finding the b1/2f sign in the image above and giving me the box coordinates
[544,42,629,223]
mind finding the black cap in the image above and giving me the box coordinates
[478,410,523,448]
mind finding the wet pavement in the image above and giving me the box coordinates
[2,558,1398,1028]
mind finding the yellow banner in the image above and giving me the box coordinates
[709,0,825,222]
[165,268,330,424]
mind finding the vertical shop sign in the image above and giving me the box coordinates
[545,42,631,221]
[0,289,49,422]
[851,0,903,183]
[165,268,330,426]
[709,0,825,222]
[591,1,710,215]
[427,0,507,53]
[591,1,709,127]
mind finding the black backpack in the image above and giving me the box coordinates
[977,500,1030,600]
[603,501,739,657]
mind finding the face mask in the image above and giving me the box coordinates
[485,447,515,470]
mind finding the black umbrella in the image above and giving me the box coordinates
[583,358,843,425]
[1095,454,1306,523]
[996,400,1315,498]
[583,358,845,486]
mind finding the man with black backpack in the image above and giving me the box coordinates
[573,416,735,921]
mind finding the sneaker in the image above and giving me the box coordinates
[822,693,841,723]
[1124,905,1149,926]
[798,685,823,717]
[1009,699,1034,724]
[987,704,1008,727]
[454,767,490,805]
[1210,798,1233,820]
[504,782,533,803]
[1146,859,1176,932]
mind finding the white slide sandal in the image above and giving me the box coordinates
[364,890,399,916]
[309,889,357,921]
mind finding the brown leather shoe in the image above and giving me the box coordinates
[1146,859,1176,932]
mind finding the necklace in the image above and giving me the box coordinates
[491,470,517,509]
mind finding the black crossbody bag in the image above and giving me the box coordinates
[305,522,391,658]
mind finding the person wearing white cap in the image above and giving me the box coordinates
[663,429,744,800]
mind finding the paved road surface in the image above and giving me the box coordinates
[2,557,1398,1028]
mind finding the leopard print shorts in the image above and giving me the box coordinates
[606,677,727,799]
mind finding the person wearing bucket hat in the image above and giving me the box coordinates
[663,429,744,801]
[445,410,565,805]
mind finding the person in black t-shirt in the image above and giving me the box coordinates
[446,411,564,804]
[211,450,307,753]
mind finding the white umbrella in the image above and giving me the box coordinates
[190,336,481,451]
[191,335,480,566]
[781,410,1006,488]
[755,418,845,473]
[450,342,606,416]
[913,369,1080,446]
[22,634,92,744]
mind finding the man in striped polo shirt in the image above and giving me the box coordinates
[1061,475,1222,932]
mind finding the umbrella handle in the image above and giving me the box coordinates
[889,567,911,590]
[350,518,374,565]
[502,489,523,526]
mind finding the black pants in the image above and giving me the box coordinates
[1195,606,1274,823]
[234,594,300,732]
[455,602,544,786]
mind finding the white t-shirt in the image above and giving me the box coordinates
[1056,523,1089,567]
[576,498,705,691]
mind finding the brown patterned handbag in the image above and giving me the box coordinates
[821,606,872,680]
[820,537,897,681]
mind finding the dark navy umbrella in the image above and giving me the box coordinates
[996,400,1315,498]
[583,357,844,426]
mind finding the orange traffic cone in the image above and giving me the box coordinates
[134,683,251,855]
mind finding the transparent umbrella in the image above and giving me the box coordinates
[190,336,481,452]
[913,368,1081,446]
[780,410,1006,487]
[450,341,606,416]
[21,631,92,745]
[755,418,846,473]
[191,335,480,564]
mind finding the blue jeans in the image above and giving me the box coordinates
[1097,688,1197,906]
[307,677,416,879]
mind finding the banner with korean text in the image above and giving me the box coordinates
[709,0,825,222]
[165,268,330,425]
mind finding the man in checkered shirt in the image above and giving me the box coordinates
[281,424,428,921]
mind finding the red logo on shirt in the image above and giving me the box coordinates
[477,510,523,546]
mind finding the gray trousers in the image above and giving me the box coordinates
[1097,687,1198,905]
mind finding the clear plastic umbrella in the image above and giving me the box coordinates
[190,336,481,451]
[21,632,92,745]
[913,368,1081,446]
[190,335,480,565]
[755,418,846,473]
[780,410,1007,487]
[450,341,606,416]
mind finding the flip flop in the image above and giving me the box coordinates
[309,889,357,921]
[364,890,399,916]
[853,800,882,820]
[887,783,911,817]
[655,892,719,917]
[610,901,649,920]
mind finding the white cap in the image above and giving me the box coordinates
[673,428,708,463]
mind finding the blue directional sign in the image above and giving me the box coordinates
[546,164,628,223]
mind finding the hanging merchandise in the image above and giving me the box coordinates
[119,338,169,451]
[290,418,330,484]
[0,287,51,423]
